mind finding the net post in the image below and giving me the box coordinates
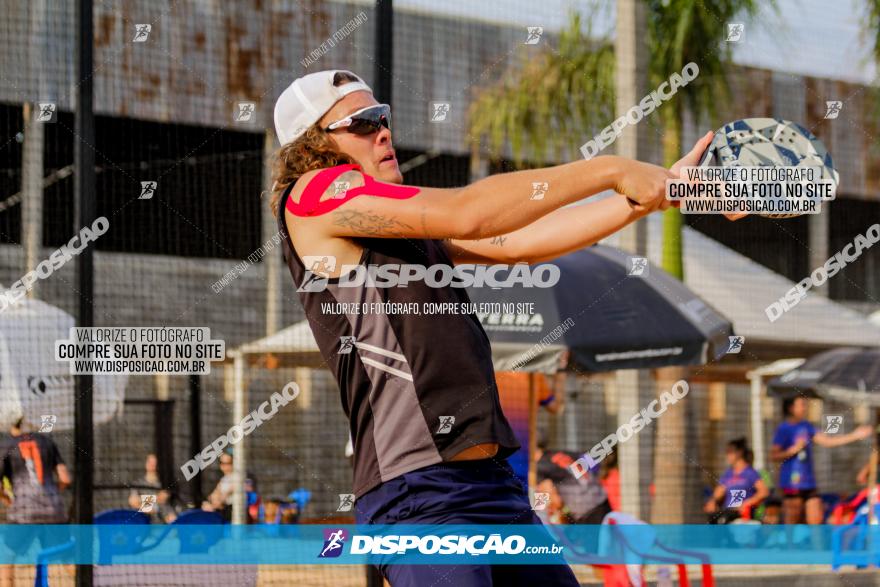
[74,0,95,584]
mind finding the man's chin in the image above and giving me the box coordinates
[377,167,403,184]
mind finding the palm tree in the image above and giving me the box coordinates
[644,0,761,525]
[865,0,880,62]
[469,1,763,278]
[469,1,767,524]
[468,11,615,169]
[647,0,761,278]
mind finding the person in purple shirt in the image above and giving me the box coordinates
[771,397,872,524]
[704,437,769,523]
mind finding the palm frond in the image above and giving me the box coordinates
[468,9,615,167]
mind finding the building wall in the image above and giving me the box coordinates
[3,1,877,200]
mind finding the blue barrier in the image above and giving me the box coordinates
[1,523,876,566]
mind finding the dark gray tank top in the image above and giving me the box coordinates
[277,173,519,497]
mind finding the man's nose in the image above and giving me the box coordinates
[375,125,392,144]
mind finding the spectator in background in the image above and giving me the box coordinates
[127,453,178,523]
[534,435,611,524]
[245,476,261,524]
[704,437,768,524]
[829,458,880,524]
[771,397,872,524]
[600,449,621,512]
[0,418,71,587]
[534,478,573,525]
[202,451,236,521]
[202,450,257,522]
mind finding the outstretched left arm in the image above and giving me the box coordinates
[444,195,646,265]
[446,131,744,265]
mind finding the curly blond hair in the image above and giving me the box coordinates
[268,71,363,217]
[267,126,354,217]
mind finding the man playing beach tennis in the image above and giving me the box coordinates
[270,69,733,586]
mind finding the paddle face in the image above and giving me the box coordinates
[698,118,839,218]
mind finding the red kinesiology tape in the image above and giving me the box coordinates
[286,164,420,217]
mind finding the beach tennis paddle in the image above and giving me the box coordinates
[697,118,839,218]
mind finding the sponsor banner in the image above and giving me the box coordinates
[0,524,859,565]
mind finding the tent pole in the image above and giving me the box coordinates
[749,374,766,472]
[616,370,645,518]
[231,353,248,524]
[528,373,537,495]
[262,130,281,338]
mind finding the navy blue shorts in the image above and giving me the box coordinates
[355,458,579,587]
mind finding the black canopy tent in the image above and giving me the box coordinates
[467,245,734,374]
[767,347,880,406]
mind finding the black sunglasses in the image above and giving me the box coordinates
[324,104,391,135]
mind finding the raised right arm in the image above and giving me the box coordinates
[286,155,672,241]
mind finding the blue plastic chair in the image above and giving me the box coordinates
[35,509,226,586]
[831,502,880,570]
[166,510,224,554]
[34,509,151,587]
[289,488,311,514]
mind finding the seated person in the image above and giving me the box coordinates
[704,437,768,524]
[202,452,236,521]
[264,498,300,524]
[760,495,783,524]
[127,453,179,523]
[128,489,178,524]
[534,478,574,525]
[246,476,261,524]
[535,436,611,524]
[829,460,880,525]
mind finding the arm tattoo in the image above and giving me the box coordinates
[331,209,414,236]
